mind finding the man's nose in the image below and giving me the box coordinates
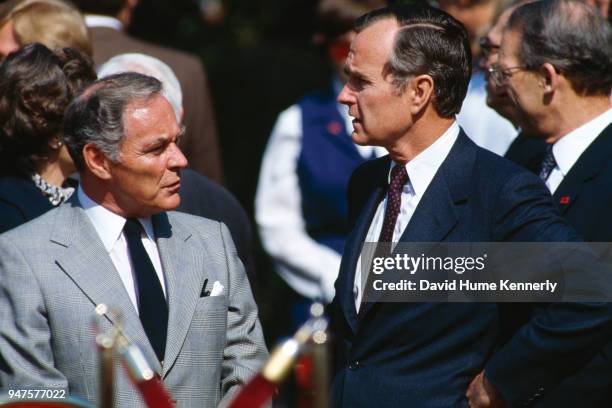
[481,51,498,72]
[337,83,355,106]
[168,143,188,169]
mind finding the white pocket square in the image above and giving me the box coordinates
[210,280,224,297]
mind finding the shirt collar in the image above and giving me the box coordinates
[552,108,612,176]
[388,121,460,199]
[78,186,155,253]
[84,15,123,31]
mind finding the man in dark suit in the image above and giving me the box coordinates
[73,0,224,183]
[477,0,548,167]
[329,4,612,407]
[491,1,612,405]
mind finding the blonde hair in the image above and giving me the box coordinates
[0,0,92,57]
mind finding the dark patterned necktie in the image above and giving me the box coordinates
[378,164,409,243]
[539,144,557,181]
[123,218,168,362]
[361,164,409,307]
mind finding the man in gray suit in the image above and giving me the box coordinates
[0,72,267,407]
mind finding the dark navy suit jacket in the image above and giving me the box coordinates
[329,131,612,407]
[507,124,612,407]
[504,132,547,174]
[0,176,53,234]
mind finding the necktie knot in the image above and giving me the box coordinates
[539,144,557,181]
[124,217,144,237]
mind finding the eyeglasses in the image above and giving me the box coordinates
[488,63,529,87]
[479,37,500,58]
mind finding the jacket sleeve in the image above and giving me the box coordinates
[0,235,69,390]
[486,171,612,406]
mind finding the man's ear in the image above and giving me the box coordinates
[539,63,559,94]
[83,143,113,180]
[407,74,434,115]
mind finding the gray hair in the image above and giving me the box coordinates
[97,53,183,121]
[63,72,163,171]
[508,0,612,95]
[355,5,471,118]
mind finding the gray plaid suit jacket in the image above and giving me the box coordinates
[0,200,267,407]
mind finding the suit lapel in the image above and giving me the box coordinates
[553,123,612,214]
[357,178,458,317]
[51,203,162,373]
[338,185,385,333]
[397,175,458,243]
[154,213,208,378]
[355,131,473,320]
[400,131,472,243]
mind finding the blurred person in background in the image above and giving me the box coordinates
[255,0,387,316]
[436,0,496,54]
[0,43,96,233]
[479,0,548,170]
[199,0,225,26]
[73,0,224,183]
[586,0,610,18]
[490,0,612,405]
[97,52,259,299]
[0,0,91,59]
[435,0,517,155]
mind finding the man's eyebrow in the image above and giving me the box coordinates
[148,125,185,146]
[144,136,170,147]
[344,65,369,81]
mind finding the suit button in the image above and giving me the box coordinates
[348,361,361,370]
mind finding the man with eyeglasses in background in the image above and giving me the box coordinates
[478,0,548,170]
[436,0,518,156]
[491,0,612,406]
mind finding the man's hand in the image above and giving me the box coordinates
[466,371,512,408]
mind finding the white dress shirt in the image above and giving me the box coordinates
[457,72,518,156]
[78,187,167,313]
[255,79,386,303]
[354,122,460,311]
[545,108,612,193]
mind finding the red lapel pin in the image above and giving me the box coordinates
[559,196,571,205]
[327,121,343,136]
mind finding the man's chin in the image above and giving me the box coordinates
[156,193,182,212]
[486,98,519,124]
[351,131,371,146]
[168,194,182,209]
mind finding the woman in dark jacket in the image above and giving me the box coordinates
[0,43,96,233]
